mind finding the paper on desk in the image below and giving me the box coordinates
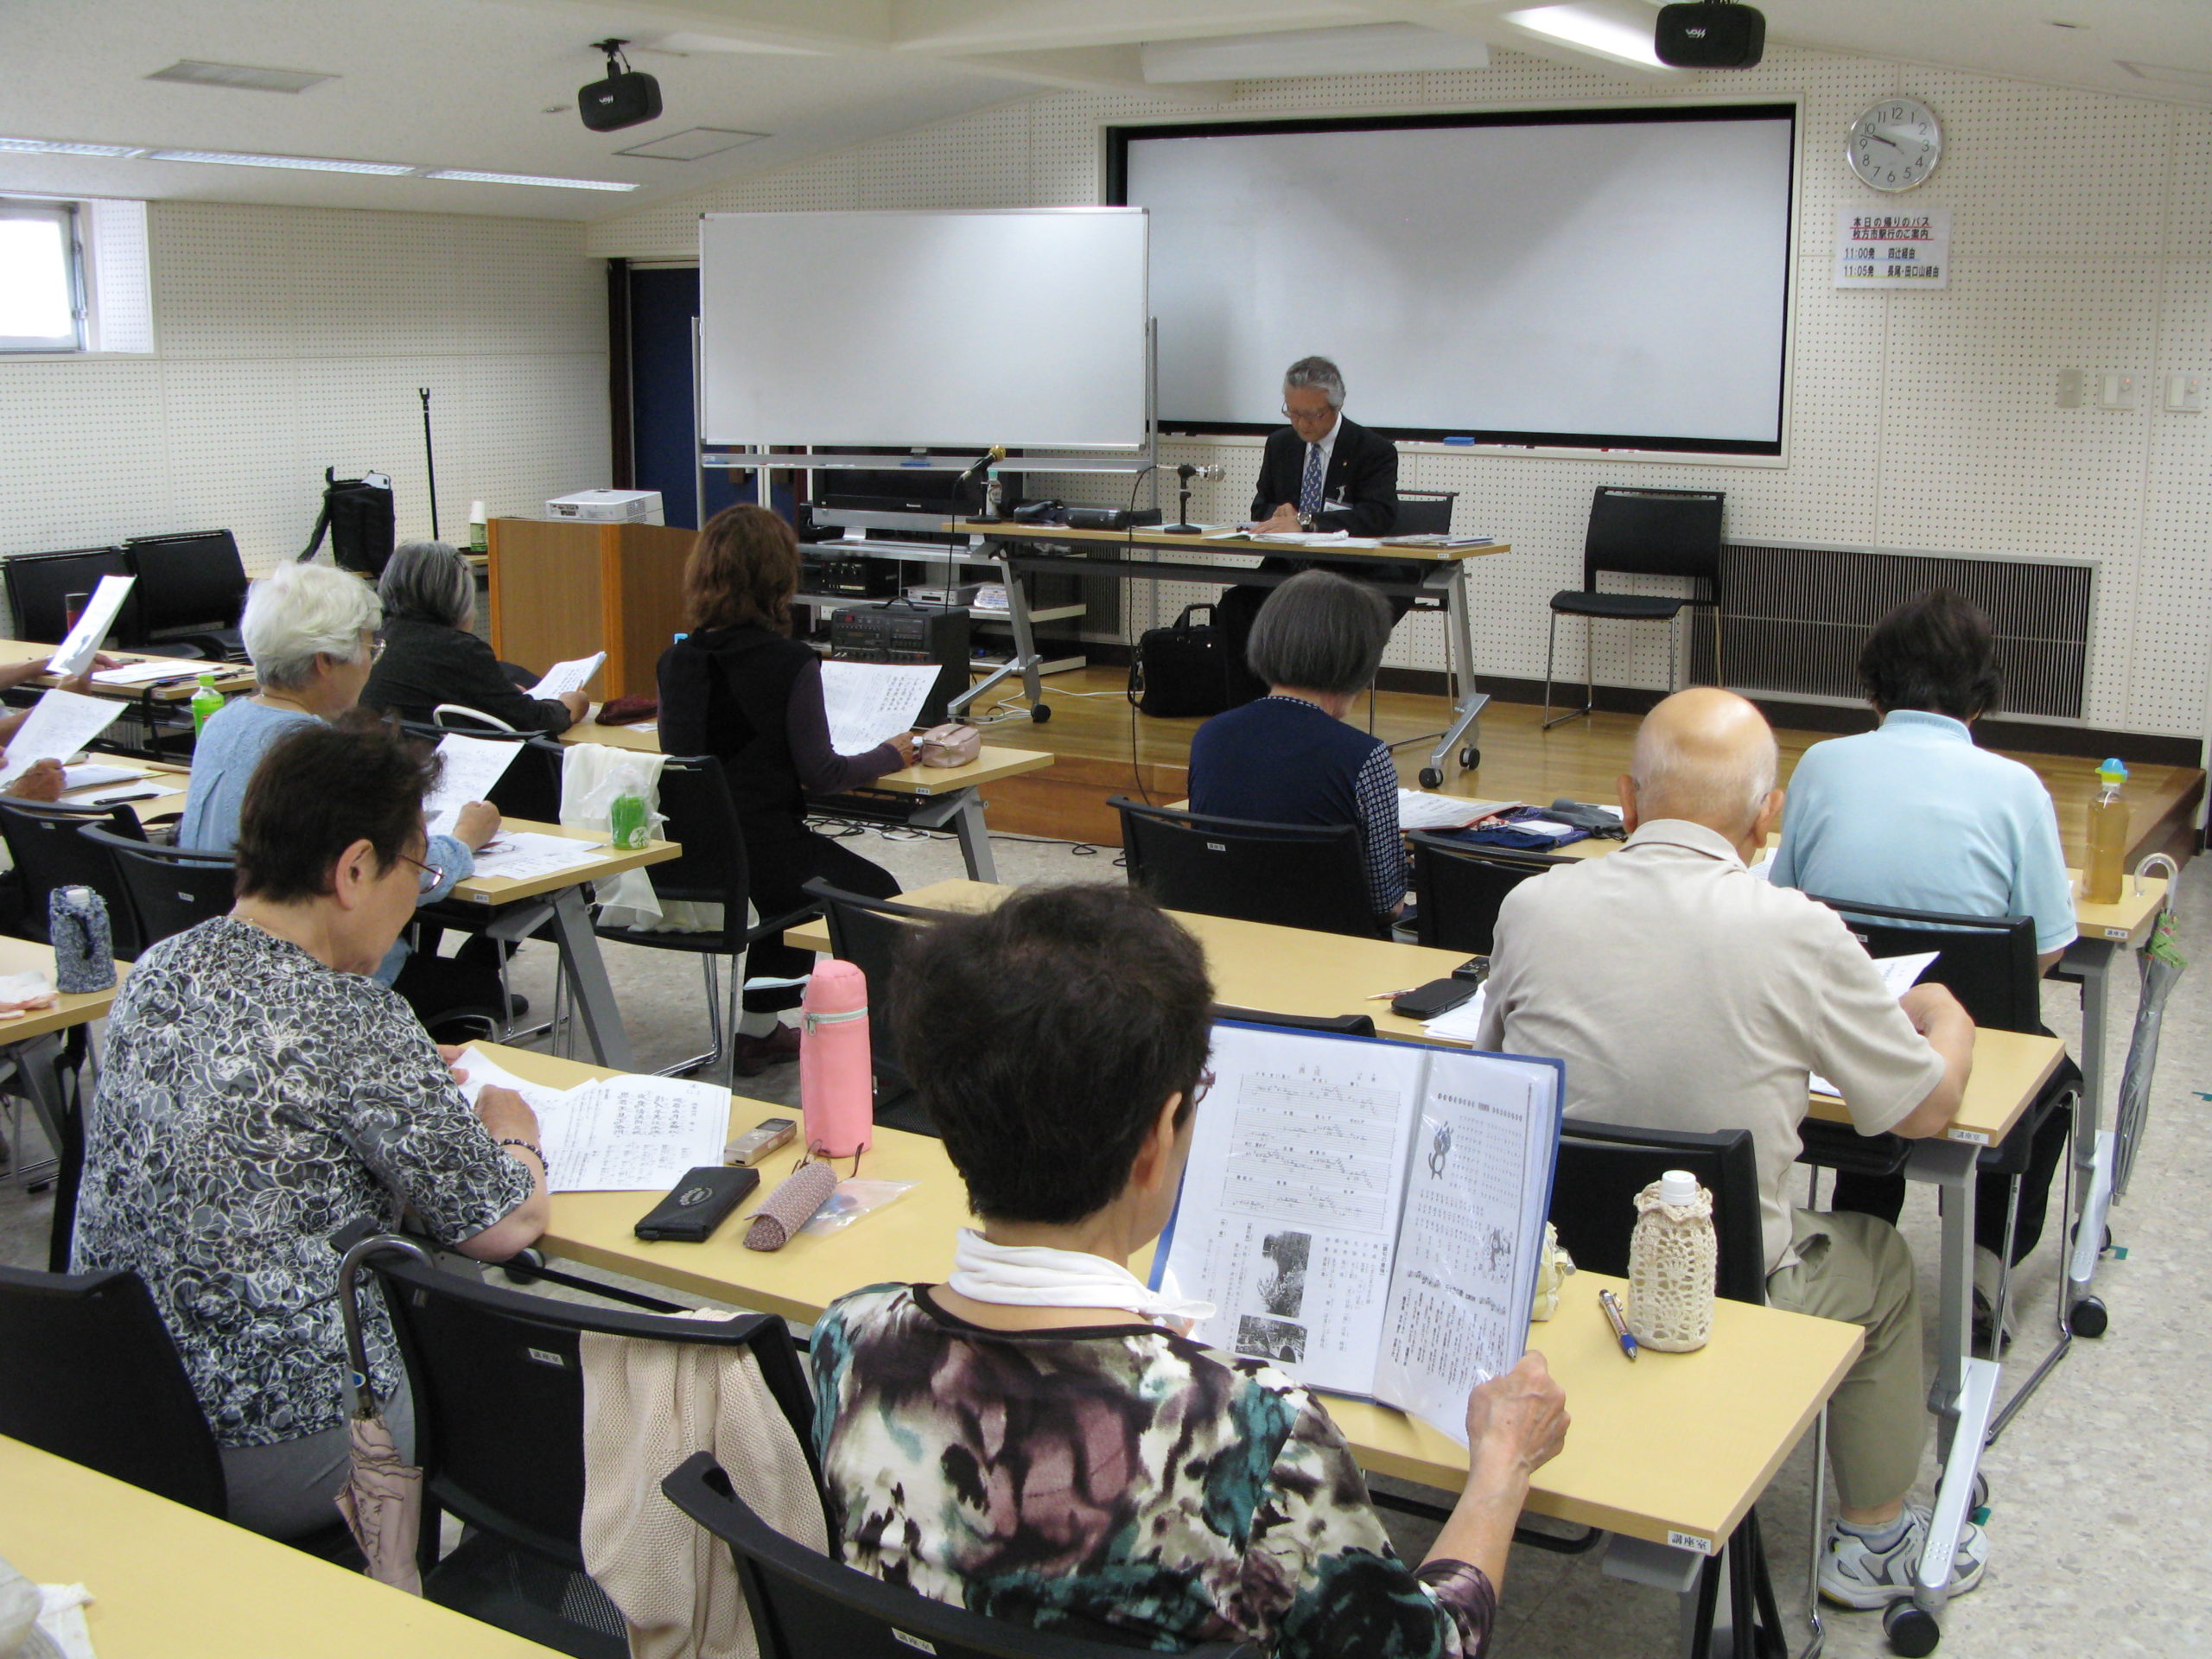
[819,660,937,756]
[35,1582,95,1659]
[467,831,605,883]
[526,652,605,701]
[451,1047,730,1192]
[423,734,519,838]
[1422,984,1490,1045]
[91,659,200,687]
[60,764,144,793]
[1396,789,1518,831]
[0,690,124,785]
[47,574,135,677]
[451,1045,576,1118]
[1808,952,1941,1097]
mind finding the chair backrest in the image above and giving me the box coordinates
[1550,1121,1767,1306]
[1109,797,1382,939]
[124,531,250,638]
[605,755,748,941]
[0,798,146,956]
[361,1240,817,1576]
[1804,894,2042,1033]
[0,1264,230,1516]
[433,702,519,734]
[1213,1005,1376,1039]
[1394,490,1455,536]
[1407,832,1564,954]
[78,825,233,950]
[661,1454,1245,1659]
[1,547,134,645]
[400,722,566,826]
[1582,486,1725,591]
[804,880,951,1096]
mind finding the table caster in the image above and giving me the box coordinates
[2069,1295,2108,1338]
[1459,745,1479,771]
[1419,766,1444,789]
[1030,703,1052,723]
[1884,1599,1941,1656]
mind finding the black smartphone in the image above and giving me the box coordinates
[1452,956,1491,984]
[633,1166,760,1243]
[1391,978,1480,1020]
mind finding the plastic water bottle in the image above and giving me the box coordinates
[607,768,650,851]
[467,499,489,556]
[2085,758,2129,905]
[800,959,874,1158]
[1625,1169,1716,1353]
[49,887,116,993]
[189,673,225,738]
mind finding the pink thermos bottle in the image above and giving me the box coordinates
[800,959,874,1158]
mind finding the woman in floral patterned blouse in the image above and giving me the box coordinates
[73,714,550,1538]
[810,885,1568,1656]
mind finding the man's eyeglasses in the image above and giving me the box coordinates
[1192,1069,1216,1107]
[1281,404,1336,424]
[395,850,446,893]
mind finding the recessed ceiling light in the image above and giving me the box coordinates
[1503,3,1671,70]
[145,60,338,94]
[423,169,639,191]
[614,127,766,162]
[146,149,418,175]
[0,137,145,157]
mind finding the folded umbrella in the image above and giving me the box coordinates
[334,1232,433,1594]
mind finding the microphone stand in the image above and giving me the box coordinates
[1162,463,1211,535]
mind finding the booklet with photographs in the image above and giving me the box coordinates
[1151,1020,1563,1445]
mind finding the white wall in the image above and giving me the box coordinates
[1,200,608,592]
[588,46,2212,741]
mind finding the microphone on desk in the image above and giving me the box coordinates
[957,445,1008,524]
[1163,464,1222,535]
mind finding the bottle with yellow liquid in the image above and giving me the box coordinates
[2084,758,2129,905]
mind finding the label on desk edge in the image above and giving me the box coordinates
[1668,1531,1715,1555]
[1946,1128,1991,1145]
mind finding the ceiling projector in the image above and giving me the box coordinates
[579,39,662,133]
[1655,2,1766,68]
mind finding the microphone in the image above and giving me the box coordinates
[1176,463,1223,483]
[1164,463,1221,535]
[955,446,1007,524]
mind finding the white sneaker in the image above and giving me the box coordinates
[1818,1507,1988,1610]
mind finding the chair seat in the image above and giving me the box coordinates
[1548,590,1688,621]
[1795,1119,1914,1179]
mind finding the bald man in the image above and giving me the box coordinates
[1476,689,1985,1614]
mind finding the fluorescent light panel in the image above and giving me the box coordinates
[423,169,639,191]
[0,137,144,157]
[146,149,418,175]
[0,136,639,190]
[1503,3,1670,69]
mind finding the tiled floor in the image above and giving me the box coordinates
[6,821,2209,1656]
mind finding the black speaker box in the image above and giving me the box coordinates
[578,70,663,132]
[1654,3,1765,67]
[1064,507,1163,532]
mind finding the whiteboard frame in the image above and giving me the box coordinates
[1103,96,1803,467]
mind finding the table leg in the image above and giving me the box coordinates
[3,1033,72,1190]
[905,788,998,882]
[547,884,635,1071]
[2061,940,2113,1307]
[1907,1136,1995,1623]
[1424,562,1490,782]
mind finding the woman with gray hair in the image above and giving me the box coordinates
[180,562,501,1017]
[360,540,586,734]
[1187,569,1407,922]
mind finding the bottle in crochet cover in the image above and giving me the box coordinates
[1624,1170,1716,1352]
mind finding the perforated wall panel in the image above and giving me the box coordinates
[588,45,2212,738]
[0,200,607,617]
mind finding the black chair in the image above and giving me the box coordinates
[1393,489,1456,536]
[662,1453,1246,1659]
[1,547,135,646]
[0,798,146,957]
[1110,798,1383,940]
[346,1234,818,1659]
[1542,486,1726,729]
[594,755,820,1084]
[1406,833,1565,955]
[124,530,250,660]
[0,1263,230,1516]
[77,825,233,949]
[398,721,566,825]
[1213,1006,1376,1038]
[801,880,953,1135]
[1548,1121,1789,1655]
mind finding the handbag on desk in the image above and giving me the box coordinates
[1128,603,1232,719]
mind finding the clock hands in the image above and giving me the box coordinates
[1864,132,1903,151]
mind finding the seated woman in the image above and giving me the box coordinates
[72,713,549,1539]
[361,541,587,734]
[1771,589,2078,1342]
[181,562,503,1022]
[811,884,1567,1656]
[1188,569,1406,922]
[657,504,912,1072]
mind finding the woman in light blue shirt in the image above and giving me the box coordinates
[1772,591,2078,1344]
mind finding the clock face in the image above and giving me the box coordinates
[1848,98,1942,193]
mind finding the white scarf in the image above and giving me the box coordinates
[947,1228,1216,1331]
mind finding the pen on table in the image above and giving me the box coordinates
[1598,1287,1638,1362]
[1366,988,1421,1001]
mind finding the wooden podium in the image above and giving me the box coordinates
[486,518,694,701]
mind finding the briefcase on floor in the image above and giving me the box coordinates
[1128,603,1230,718]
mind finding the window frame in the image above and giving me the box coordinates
[0,197,88,353]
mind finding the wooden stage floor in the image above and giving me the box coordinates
[952,668,2204,864]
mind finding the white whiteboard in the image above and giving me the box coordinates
[698,209,1149,449]
[1121,110,1796,452]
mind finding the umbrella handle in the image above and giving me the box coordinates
[2133,854,2181,915]
[335,1234,432,1420]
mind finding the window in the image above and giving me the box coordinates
[0,200,84,352]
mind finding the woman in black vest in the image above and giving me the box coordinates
[658,505,912,1071]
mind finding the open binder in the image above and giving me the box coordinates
[1152,1020,1563,1446]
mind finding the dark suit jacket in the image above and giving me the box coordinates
[360,614,576,734]
[1249,415,1399,537]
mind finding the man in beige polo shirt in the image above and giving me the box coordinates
[1476,687,1983,1612]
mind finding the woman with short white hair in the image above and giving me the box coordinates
[181,563,499,1007]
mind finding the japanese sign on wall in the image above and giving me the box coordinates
[1834,208,1950,289]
